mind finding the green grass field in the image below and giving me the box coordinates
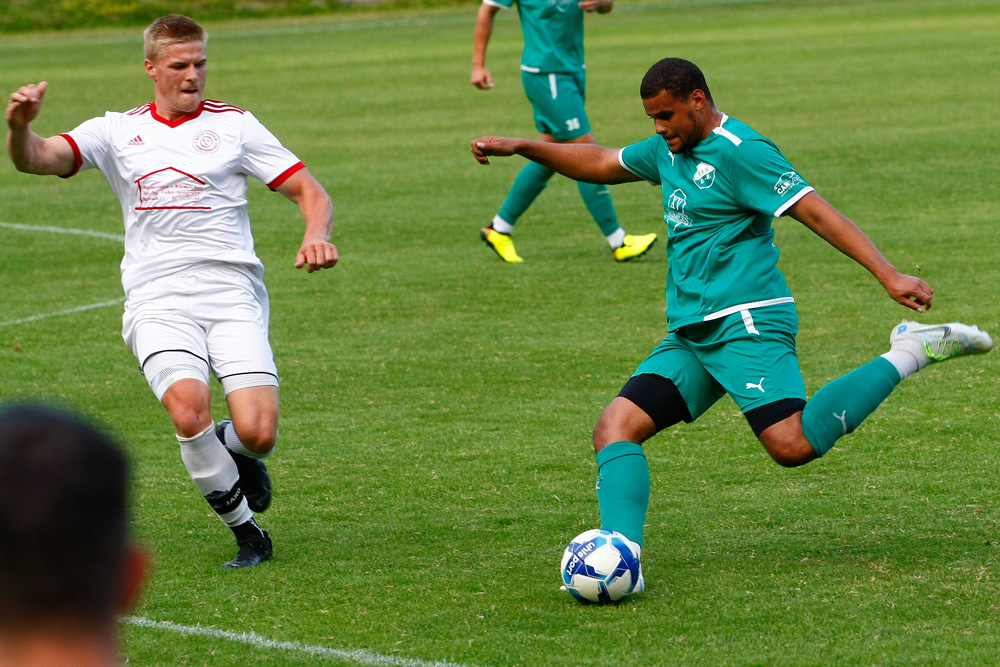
[2,0,999,663]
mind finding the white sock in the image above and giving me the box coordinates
[177,423,252,527]
[606,228,626,249]
[220,420,272,460]
[881,348,921,380]
[491,215,514,235]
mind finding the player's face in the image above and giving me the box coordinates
[642,89,710,154]
[145,41,207,120]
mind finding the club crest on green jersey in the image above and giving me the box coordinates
[774,171,804,196]
[693,162,716,189]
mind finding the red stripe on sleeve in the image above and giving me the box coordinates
[268,161,305,190]
[58,133,83,178]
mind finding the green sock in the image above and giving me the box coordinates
[801,357,902,457]
[497,161,554,225]
[577,181,621,237]
[595,441,649,546]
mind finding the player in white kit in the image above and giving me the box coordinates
[5,14,338,568]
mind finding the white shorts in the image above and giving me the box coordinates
[123,265,279,397]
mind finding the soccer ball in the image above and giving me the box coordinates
[560,528,639,603]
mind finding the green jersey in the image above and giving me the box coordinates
[618,114,814,331]
[485,0,585,73]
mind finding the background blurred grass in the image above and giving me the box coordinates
[0,0,478,32]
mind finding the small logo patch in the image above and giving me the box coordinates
[127,135,144,146]
[693,162,716,189]
[774,171,804,196]
[833,410,848,436]
[193,130,221,153]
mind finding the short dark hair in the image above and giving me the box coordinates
[639,57,715,106]
[0,404,130,630]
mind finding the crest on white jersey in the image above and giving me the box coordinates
[193,130,221,154]
[693,162,716,189]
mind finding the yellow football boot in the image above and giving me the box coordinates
[481,226,523,263]
[612,233,658,262]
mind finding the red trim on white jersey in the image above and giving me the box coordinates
[203,100,246,115]
[59,133,83,178]
[135,166,212,211]
[63,102,303,293]
[149,101,203,127]
[268,161,305,190]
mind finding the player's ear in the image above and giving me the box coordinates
[144,59,156,80]
[117,545,150,612]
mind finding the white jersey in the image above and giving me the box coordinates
[62,100,303,294]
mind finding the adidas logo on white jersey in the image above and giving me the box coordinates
[127,135,144,146]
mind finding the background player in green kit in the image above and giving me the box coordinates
[471,0,657,262]
[472,57,993,592]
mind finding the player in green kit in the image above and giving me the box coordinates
[472,58,993,592]
[471,0,657,262]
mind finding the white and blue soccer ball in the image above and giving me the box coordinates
[560,528,639,603]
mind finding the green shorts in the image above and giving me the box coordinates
[632,304,806,419]
[521,70,591,141]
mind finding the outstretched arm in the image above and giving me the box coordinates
[578,0,613,13]
[471,135,641,185]
[275,168,338,273]
[6,82,75,176]
[471,3,501,90]
[787,191,932,312]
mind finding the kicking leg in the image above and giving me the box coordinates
[757,320,992,465]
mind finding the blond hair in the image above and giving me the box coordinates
[143,14,208,62]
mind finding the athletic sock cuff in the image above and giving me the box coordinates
[176,422,215,443]
[596,441,646,469]
[871,355,903,385]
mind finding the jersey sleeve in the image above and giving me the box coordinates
[727,137,814,217]
[482,0,513,9]
[239,111,304,189]
[62,115,114,178]
[618,136,663,185]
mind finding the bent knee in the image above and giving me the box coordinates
[593,397,658,452]
[763,437,817,468]
[236,427,277,456]
[171,409,213,438]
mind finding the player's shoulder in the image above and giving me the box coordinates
[72,105,146,134]
[711,115,764,147]
[203,99,248,116]
[712,115,782,160]
[201,100,263,130]
[84,104,149,124]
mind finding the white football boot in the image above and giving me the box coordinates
[889,321,993,370]
[625,538,645,595]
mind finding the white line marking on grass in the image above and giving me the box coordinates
[0,221,125,328]
[0,298,125,328]
[0,221,124,242]
[122,616,473,667]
